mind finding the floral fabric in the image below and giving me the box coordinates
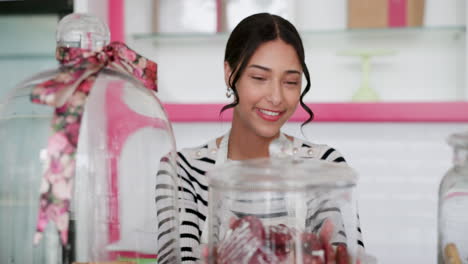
[31,42,158,245]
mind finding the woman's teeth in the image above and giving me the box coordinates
[259,109,279,116]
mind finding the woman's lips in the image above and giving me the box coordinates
[256,108,284,122]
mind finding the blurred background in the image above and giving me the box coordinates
[1,0,467,263]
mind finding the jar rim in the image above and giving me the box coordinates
[207,158,357,192]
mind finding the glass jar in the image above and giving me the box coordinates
[438,131,468,264]
[206,158,359,264]
[0,13,180,264]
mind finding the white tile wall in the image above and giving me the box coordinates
[171,121,468,264]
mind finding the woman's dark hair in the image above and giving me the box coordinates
[221,13,314,127]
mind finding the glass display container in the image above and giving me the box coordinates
[206,158,359,264]
[0,13,180,264]
[438,131,468,264]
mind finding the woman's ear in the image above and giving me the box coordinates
[224,61,232,87]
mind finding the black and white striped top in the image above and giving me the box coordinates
[156,134,364,263]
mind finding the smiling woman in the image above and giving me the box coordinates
[155,13,365,263]
[226,39,303,150]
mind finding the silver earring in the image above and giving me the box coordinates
[226,87,233,98]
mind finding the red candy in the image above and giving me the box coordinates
[217,216,267,264]
[301,232,323,252]
[335,244,350,264]
[266,224,293,262]
[323,243,336,264]
[230,216,266,242]
[248,248,279,264]
[268,224,293,246]
[215,216,351,264]
[302,254,324,264]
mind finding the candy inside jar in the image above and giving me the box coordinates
[206,158,359,264]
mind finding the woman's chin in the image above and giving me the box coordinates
[254,125,282,140]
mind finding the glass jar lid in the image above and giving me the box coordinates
[448,131,468,149]
[208,158,357,192]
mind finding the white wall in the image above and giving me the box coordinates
[0,15,58,100]
[172,121,468,264]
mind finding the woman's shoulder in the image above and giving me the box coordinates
[290,136,347,163]
[176,137,219,167]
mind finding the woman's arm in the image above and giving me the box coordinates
[316,147,365,251]
[156,153,205,264]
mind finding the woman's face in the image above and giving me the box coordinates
[226,39,303,139]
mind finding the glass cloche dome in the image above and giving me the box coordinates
[0,13,180,264]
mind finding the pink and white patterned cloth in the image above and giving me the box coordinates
[31,42,158,245]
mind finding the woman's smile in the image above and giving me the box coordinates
[255,107,285,122]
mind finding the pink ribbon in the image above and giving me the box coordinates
[31,42,158,245]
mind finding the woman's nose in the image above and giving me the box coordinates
[266,81,283,106]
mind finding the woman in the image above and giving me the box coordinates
[156,13,364,263]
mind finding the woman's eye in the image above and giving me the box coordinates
[251,76,266,81]
[285,81,298,85]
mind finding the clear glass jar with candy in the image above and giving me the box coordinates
[206,158,360,264]
[438,131,468,264]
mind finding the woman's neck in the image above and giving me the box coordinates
[227,116,280,160]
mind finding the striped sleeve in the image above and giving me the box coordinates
[304,195,365,250]
[319,147,346,163]
[155,156,180,264]
[156,150,211,263]
[176,152,206,263]
[156,153,204,264]
[313,145,365,251]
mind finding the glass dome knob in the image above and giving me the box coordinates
[56,13,110,51]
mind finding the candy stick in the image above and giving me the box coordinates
[444,243,462,264]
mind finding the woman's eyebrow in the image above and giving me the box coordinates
[249,64,271,72]
[249,64,301,75]
[285,70,301,75]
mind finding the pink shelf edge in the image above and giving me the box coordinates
[163,102,468,123]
